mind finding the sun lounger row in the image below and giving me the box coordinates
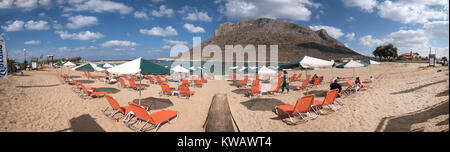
[274,89,343,124]
[102,95,178,132]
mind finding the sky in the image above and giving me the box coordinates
[1,0,448,62]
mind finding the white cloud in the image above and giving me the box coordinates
[341,0,377,13]
[359,35,386,47]
[219,0,320,21]
[24,20,50,30]
[377,0,448,24]
[55,30,104,41]
[140,26,178,37]
[0,0,51,10]
[151,0,164,2]
[134,11,148,19]
[24,40,40,45]
[309,25,344,39]
[1,20,50,31]
[151,5,174,17]
[163,39,188,46]
[183,23,205,33]
[162,39,188,49]
[346,16,355,22]
[360,27,449,57]
[66,15,98,29]
[423,21,449,40]
[62,0,133,14]
[100,40,136,51]
[1,20,24,32]
[0,0,14,8]
[346,32,355,41]
[183,11,212,22]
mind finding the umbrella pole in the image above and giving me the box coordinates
[139,72,142,105]
[305,69,308,95]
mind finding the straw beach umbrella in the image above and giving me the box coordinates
[107,57,170,104]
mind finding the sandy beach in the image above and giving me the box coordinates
[0,62,448,132]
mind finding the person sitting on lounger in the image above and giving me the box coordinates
[355,77,362,89]
[330,79,342,93]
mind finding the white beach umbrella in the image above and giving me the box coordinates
[238,66,247,72]
[63,61,76,75]
[107,57,169,104]
[171,65,189,73]
[336,60,365,77]
[258,66,276,74]
[189,66,196,71]
[103,63,115,68]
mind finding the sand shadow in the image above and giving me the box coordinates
[69,76,82,78]
[391,80,447,95]
[133,97,174,110]
[435,89,449,97]
[95,87,120,94]
[241,98,285,111]
[76,80,95,84]
[374,99,449,132]
[303,90,326,97]
[232,89,249,95]
[136,84,149,87]
[56,114,105,132]
[16,84,59,88]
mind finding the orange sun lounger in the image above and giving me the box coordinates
[160,84,176,96]
[80,84,107,98]
[128,79,145,90]
[179,85,195,98]
[312,89,343,113]
[247,84,261,97]
[124,105,178,132]
[275,94,317,123]
[102,95,133,121]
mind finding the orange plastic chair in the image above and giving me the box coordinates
[128,79,145,90]
[179,85,195,98]
[275,95,317,123]
[123,74,129,80]
[125,105,178,132]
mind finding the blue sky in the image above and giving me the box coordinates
[1,0,448,62]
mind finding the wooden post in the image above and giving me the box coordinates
[203,93,238,132]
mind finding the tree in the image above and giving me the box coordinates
[372,44,398,61]
[441,56,448,63]
[7,59,16,73]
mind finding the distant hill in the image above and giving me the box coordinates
[176,18,364,62]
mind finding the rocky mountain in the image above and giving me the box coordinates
[176,18,364,62]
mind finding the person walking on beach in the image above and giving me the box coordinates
[281,71,290,93]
